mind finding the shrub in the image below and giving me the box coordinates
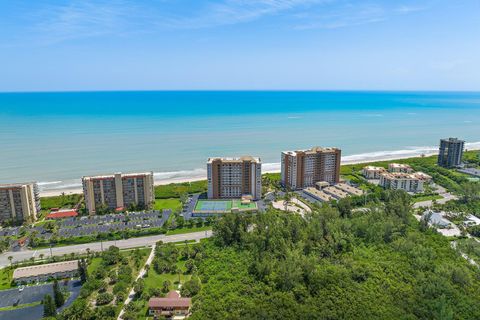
[96,292,114,306]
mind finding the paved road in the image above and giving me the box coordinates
[413,185,458,209]
[0,231,212,268]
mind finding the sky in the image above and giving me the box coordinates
[0,0,479,92]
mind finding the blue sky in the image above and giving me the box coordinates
[0,0,479,91]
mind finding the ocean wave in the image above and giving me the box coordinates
[37,142,480,195]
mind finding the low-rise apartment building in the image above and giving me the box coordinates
[335,183,364,196]
[13,260,79,284]
[303,187,333,202]
[361,166,386,179]
[207,156,262,200]
[388,163,413,173]
[281,146,341,190]
[323,186,349,199]
[379,172,431,193]
[0,182,40,224]
[82,172,154,214]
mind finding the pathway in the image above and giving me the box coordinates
[117,244,156,320]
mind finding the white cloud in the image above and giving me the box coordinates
[159,0,323,29]
[32,0,135,44]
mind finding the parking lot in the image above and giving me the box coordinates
[0,210,171,244]
[0,280,81,320]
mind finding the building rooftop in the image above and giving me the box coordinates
[46,209,78,219]
[13,260,79,279]
[148,291,191,309]
[82,172,153,180]
[304,187,333,202]
[412,172,432,181]
[441,137,465,143]
[207,156,261,163]
[388,163,413,172]
[381,172,421,180]
[282,146,340,156]
[335,183,364,196]
[363,166,386,171]
[0,182,38,189]
[423,211,451,228]
[315,181,330,189]
[323,186,349,199]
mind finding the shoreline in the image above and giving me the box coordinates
[39,150,442,198]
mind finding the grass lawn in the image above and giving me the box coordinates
[154,198,182,211]
[87,257,102,274]
[136,260,192,319]
[0,301,41,311]
[166,225,211,235]
[0,267,13,290]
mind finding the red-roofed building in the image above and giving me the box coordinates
[148,291,191,319]
[46,209,78,219]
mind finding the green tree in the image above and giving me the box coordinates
[162,280,171,293]
[181,277,201,297]
[78,258,88,284]
[102,246,121,265]
[43,294,57,317]
[53,279,65,307]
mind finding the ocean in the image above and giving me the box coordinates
[0,91,479,194]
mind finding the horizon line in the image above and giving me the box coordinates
[1,89,480,94]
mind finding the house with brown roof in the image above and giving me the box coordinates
[148,291,191,319]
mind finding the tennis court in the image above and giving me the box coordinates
[195,200,232,213]
[194,199,257,214]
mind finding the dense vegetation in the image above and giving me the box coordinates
[187,190,480,319]
[56,247,149,320]
[154,180,207,199]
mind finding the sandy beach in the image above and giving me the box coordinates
[39,150,442,197]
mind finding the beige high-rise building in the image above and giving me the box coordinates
[207,156,262,200]
[0,182,40,224]
[82,172,154,214]
[281,146,341,190]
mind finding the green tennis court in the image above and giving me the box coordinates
[194,199,257,214]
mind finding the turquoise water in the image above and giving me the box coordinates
[0,91,479,192]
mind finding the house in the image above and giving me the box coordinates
[13,260,79,284]
[148,291,192,319]
[423,211,451,228]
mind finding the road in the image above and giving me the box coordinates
[117,244,156,320]
[413,185,458,209]
[0,230,212,268]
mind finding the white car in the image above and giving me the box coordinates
[18,285,25,292]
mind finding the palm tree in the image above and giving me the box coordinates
[7,256,13,266]
[86,248,91,257]
[284,192,292,211]
[39,253,44,261]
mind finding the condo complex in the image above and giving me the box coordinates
[438,137,465,168]
[207,156,262,200]
[0,182,40,224]
[281,146,341,189]
[82,172,155,214]
[363,163,432,193]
